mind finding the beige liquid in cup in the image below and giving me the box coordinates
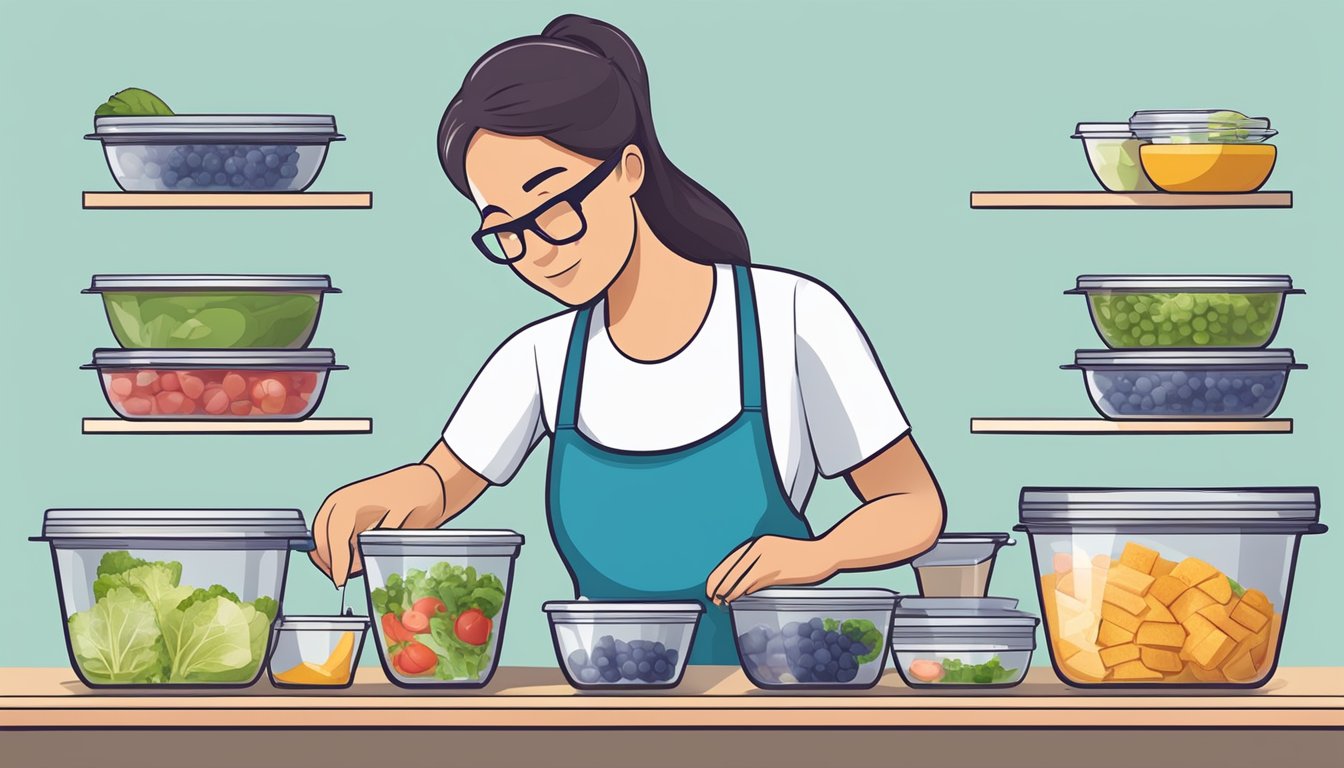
[916,560,993,597]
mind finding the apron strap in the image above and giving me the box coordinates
[733,264,764,412]
[556,306,592,430]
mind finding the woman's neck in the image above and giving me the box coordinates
[605,206,716,363]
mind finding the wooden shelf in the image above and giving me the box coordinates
[82,191,373,209]
[971,417,1292,434]
[970,190,1292,209]
[82,417,372,434]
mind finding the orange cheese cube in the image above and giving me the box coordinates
[1135,622,1186,649]
[1119,542,1160,574]
[1140,647,1184,673]
[1150,557,1177,578]
[1230,600,1270,632]
[1106,563,1156,595]
[1189,664,1227,683]
[1100,643,1141,667]
[1143,594,1175,623]
[1223,651,1259,683]
[1180,614,1218,661]
[1171,588,1217,623]
[1197,575,1233,604]
[1101,602,1147,633]
[1149,575,1189,606]
[1111,660,1163,681]
[1240,588,1273,616]
[1189,628,1235,670]
[1098,620,1135,647]
[1198,604,1251,642]
[1055,637,1083,660]
[1251,622,1273,668]
[1103,583,1148,615]
[1062,650,1107,682]
[1170,557,1219,587]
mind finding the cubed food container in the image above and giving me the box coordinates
[1072,123,1155,192]
[911,533,1014,597]
[359,530,523,688]
[731,587,897,689]
[890,597,1038,688]
[32,508,310,688]
[84,349,344,420]
[84,274,339,350]
[544,601,702,689]
[1066,349,1302,419]
[1017,487,1325,688]
[1067,275,1299,350]
[86,115,344,192]
[267,614,370,689]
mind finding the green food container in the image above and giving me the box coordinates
[1067,275,1300,349]
[85,274,338,349]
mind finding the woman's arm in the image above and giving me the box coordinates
[707,435,945,603]
[310,440,489,587]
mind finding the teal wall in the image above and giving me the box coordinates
[1,0,1337,670]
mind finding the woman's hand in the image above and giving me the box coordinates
[310,463,448,588]
[705,535,837,605]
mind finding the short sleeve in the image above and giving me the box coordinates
[441,326,549,485]
[794,278,911,478]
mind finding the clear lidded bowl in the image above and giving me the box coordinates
[889,597,1038,688]
[911,533,1014,597]
[544,600,703,689]
[267,614,370,689]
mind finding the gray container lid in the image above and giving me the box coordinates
[544,600,703,624]
[1069,274,1297,293]
[36,508,309,541]
[890,597,1039,642]
[730,587,898,612]
[1072,122,1136,139]
[1130,110,1270,127]
[1068,348,1301,369]
[359,529,524,556]
[91,114,340,136]
[86,274,338,293]
[85,348,341,370]
[1018,487,1323,533]
[276,614,371,632]
[897,597,1020,612]
[912,533,1014,568]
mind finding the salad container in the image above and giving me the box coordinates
[1068,275,1299,350]
[1066,349,1302,419]
[1072,123,1155,192]
[911,532,1014,597]
[86,115,344,192]
[1129,110,1275,144]
[359,530,523,688]
[267,614,370,689]
[1018,487,1325,688]
[84,349,344,420]
[544,600,702,689]
[85,274,339,350]
[890,597,1038,688]
[731,587,898,689]
[32,508,310,688]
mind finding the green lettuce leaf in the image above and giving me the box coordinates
[161,596,253,682]
[186,603,271,683]
[68,587,164,683]
[95,87,174,116]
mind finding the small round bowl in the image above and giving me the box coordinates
[267,614,370,689]
[1139,144,1276,193]
[544,601,702,690]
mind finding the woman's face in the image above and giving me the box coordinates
[465,131,643,306]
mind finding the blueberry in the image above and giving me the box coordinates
[162,169,179,187]
[265,153,280,168]
[836,634,851,651]
[637,660,651,674]
[665,649,678,667]
[837,666,857,683]
[230,174,245,187]
[782,622,800,638]
[186,152,202,168]
[614,639,630,656]
[213,172,228,186]
[798,638,814,656]
[798,653,814,669]
[577,666,600,684]
[144,161,161,179]
[193,170,211,185]
[177,176,195,189]
[809,618,824,632]
[244,161,263,179]
[653,659,668,676]
[203,153,223,172]
[285,150,300,164]
[813,647,831,665]
[632,647,646,663]
[568,649,589,667]
[246,149,263,164]
[224,157,242,175]
[621,660,638,679]
[838,652,855,669]
[595,654,610,668]
[601,666,621,683]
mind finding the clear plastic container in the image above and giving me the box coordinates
[85,275,339,350]
[731,587,897,689]
[1067,275,1300,350]
[31,508,309,688]
[85,115,344,192]
[1129,110,1275,144]
[1018,487,1325,688]
[358,530,523,688]
[544,601,702,689]
[890,597,1038,688]
[267,614,370,689]
[84,349,344,420]
[912,533,1014,597]
[1065,349,1302,419]
[1072,123,1155,192]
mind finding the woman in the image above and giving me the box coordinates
[310,14,946,664]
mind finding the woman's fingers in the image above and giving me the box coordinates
[709,540,761,604]
[328,505,364,589]
[720,563,780,604]
[705,540,754,602]
[310,496,338,577]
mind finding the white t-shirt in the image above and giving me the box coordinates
[441,264,911,512]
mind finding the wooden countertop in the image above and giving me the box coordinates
[4,666,1342,730]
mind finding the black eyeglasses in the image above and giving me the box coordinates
[471,153,623,264]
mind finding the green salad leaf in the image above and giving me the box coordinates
[161,596,253,682]
[68,587,165,683]
[840,618,884,664]
[937,656,1019,684]
[370,562,505,681]
[95,87,174,116]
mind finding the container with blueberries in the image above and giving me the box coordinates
[543,600,702,690]
[731,587,898,689]
[1066,349,1303,419]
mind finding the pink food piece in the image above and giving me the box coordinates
[179,372,205,399]
[122,396,153,416]
[135,370,158,388]
[158,372,180,392]
[282,396,307,415]
[202,387,230,415]
[222,373,247,399]
[230,400,252,416]
[108,376,134,399]
[155,391,186,415]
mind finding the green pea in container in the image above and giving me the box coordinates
[85,274,338,350]
[1067,275,1300,350]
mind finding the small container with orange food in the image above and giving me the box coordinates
[268,614,370,689]
[1130,110,1279,193]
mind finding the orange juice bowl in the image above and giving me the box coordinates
[1139,144,1276,193]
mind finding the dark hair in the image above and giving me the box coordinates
[438,15,749,266]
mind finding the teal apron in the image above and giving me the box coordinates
[547,264,813,664]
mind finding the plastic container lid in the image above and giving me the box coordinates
[911,533,1014,568]
[1130,110,1270,128]
[358,529,524,557]
[1069,274,1297,293]
[1067,349,1302,369]
[890,597,1039,646]
[35,508,310,541]
[730,587,898,612]
[276,614,371,632]
[1017,487,1324,534]
[1072,122,1137,139]
[898,597,1020,612]
[91,114,341,136]
[85,349,341,370]
[85,274,339,293]
[544,600,703,623]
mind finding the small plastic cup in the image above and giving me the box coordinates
[267,614,370,689]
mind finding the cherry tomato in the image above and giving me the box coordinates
[381,612,413,644]
[455,608,492,646]
[401,609,429,635]
[412,597,447,618]
[397,641,437,674]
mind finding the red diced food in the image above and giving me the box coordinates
[283,396,307,414]
[178,372,205,399]
[109,375,134,399]
[202,386,230,415]
[135,371,157,388]
[230,400,253,416]
[123,396,153,416]
[159,372,180,391]
[222,373,247,399]
[253,378,287,414]
[292,372,318,394]
[155,391,186,414]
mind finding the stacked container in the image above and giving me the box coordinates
[82,275,346,421]
[1065,275,1304,420]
